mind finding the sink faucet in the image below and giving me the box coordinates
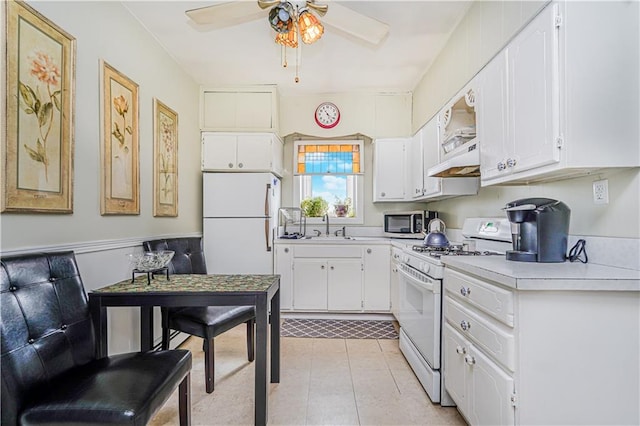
[335,226,346,237]
[322,214,330,236]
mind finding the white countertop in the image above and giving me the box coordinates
[441,256,640,291]
[275,236,391,245]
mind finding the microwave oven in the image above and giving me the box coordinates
[383,211,439,238]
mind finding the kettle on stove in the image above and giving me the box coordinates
[504,197,570,262]
[423,218,450,248]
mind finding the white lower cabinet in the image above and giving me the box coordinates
[274,245,293,310]
[327,260,363,311]
[444,323,515,426]
[292,259,328,310]
[363,245,390,310]
[275,243,391,313]
[443,266,640,425]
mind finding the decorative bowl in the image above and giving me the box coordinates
[128,250,175,272]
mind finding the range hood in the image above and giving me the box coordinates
[427,139,480,178]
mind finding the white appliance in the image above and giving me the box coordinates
[397,217,512,406]
[203,172,281,274]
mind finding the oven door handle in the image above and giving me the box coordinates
[398,266,438,293]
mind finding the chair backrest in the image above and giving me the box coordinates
[143,237,207,274]
[1,251,96,425]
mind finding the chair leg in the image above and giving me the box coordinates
[204,338,215,393]
[178,372,191,426]
[246,319,255,362]
[161,308,170,350]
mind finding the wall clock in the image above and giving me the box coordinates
[314,102,340,129]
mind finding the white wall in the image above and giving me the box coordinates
[412,0,549,131]
[1,1,202,253]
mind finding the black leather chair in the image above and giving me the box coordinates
[0,251,192,425]
[143,237,255,393]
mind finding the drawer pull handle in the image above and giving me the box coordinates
[455,345,466,355]
[460,287,471,297]
[464,355,476,365]
[460,320,471,331]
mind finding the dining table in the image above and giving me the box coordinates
[88,273,280,426]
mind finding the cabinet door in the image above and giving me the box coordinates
[236,134,273,171]
[327,260,362,311]
[443,322,468,411]
[363,246,390,311]
[235,92,273,130]
[373,139,406,202]
[478,50,510,183]
[508,3,560,174]
[274,245,293,310]
[409,131,424,199]
[202,133,237,170]
[467,345,515,426]
[293,259,327,310]
[421,117,442,196]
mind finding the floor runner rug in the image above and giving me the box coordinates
[281,318,398,339]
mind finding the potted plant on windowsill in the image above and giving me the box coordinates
[300,197,328,218]
[333,196,351,217]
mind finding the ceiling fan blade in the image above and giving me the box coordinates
[322,2,389,45]
[258,0,280,10]
[186,1,264,26]
[306,1,328,17]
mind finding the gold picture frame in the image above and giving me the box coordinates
[153,98,178,217]
[100,60,139,215]
[3,0,76,213]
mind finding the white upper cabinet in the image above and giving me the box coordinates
[200,86,279,132]
[201,132,284,177]
[373,138,408,202]
[408,131,424,199]
[478,1,639,185]
[421,117,442,197]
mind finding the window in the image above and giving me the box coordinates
[293,140,364,224]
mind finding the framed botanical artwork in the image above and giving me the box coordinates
[153,99,178,217]
[2,0,76,213]
[99,60,139,215]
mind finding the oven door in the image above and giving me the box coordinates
[398,263,441,369]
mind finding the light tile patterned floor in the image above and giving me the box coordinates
[150,324,466,425]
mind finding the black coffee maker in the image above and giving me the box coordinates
[504,198,570,263]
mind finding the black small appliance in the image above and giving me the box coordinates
[504,197,570,263]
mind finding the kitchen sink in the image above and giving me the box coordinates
[304,235,354,240]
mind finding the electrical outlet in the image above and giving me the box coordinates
[593,179,609,204]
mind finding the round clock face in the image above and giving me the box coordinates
[314,102,340,129]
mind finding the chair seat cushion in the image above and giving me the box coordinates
[169,306,255,339]
[20,349,192,425]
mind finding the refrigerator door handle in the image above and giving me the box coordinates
[264,183,271,217]
[264,217,272,252]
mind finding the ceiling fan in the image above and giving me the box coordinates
[185,0,390,46]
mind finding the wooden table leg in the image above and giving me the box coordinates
[270,287,280,383]
[89,296,107,358]
[140,306,154,352]
[254,294,268,426]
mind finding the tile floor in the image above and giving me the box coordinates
[150,324,466,425]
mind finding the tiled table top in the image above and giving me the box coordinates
[92,274,280,293]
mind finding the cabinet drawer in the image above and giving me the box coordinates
[445,296,515,372]
[294,245,362,258]
[445,269,514,327]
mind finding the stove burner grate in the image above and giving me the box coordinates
[411,245,503,258]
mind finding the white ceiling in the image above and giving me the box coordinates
[123,1,473,95]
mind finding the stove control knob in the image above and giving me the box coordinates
[460,287,471,297]
[420,262,430,274]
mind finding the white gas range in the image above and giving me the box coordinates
[397,218,512,406]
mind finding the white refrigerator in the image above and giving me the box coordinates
[203,172,281,274]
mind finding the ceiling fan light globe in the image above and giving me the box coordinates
[275,29,298,48]
[269,3,295,33]
[298,10,324,44]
